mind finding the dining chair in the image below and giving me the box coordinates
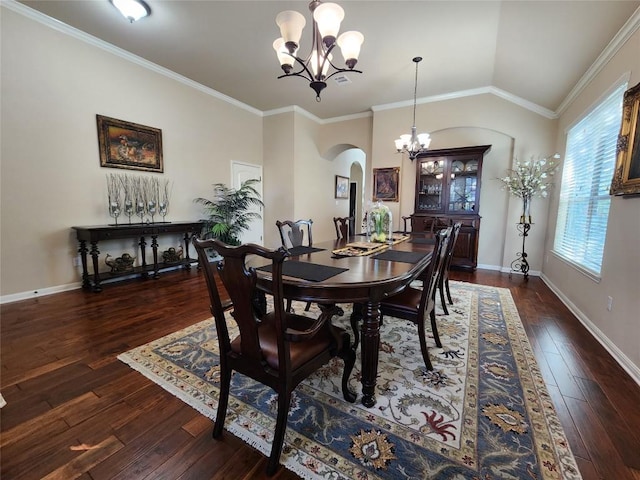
[378,227,452,371]
[437,222,462,315]
[276,219,313,250]
[276,219,313,312]
[192,238,356,476]
[333,216,353,240]
[401,215,412,234]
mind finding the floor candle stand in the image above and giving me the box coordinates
[510,222,531,280]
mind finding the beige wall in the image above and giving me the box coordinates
[543,28,640,375]
[371,94,557,271]
[1,9,263,298]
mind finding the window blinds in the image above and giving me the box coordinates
[553,82,626,276]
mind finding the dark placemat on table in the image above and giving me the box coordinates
[286,245,325,256]
[371,250,428,264]
[257,261,348,282]
[410,237,436,244]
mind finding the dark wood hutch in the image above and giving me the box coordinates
[411,145,491,270]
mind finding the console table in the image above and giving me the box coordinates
[72,221,204,292]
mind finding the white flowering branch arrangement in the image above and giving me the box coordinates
[498,154,560,199]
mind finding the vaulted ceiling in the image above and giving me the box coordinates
[16,0,640,119]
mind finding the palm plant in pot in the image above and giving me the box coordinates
[195,178,263,246]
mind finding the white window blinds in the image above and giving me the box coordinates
[553,82,626,277]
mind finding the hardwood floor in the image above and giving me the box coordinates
[2,269,639,479]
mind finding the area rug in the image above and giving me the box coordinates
[118,282,582,479]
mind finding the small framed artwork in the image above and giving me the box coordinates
[373,167,400,202]
[611,81,640,196]
[97,114,164,172]
[335,175,349,199]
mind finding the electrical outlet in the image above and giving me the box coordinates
[72,256,81,267]
[607,296,613,312]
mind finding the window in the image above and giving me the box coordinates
[553,82,626,277]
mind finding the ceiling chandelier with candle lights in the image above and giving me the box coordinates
[395,57,431,160]
[273,1,364,102]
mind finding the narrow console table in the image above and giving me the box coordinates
[72,221,204,292]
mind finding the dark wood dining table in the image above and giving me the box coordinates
[250,236,434,407]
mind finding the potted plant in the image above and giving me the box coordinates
[195,178,263,245]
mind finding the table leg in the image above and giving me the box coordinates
[78,240,90,290]
[183,232,193,270]
[139,236,148,278]
[361,300,381,407]
[151,235,159,278]
[89,241,102,292]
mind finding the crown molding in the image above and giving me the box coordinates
[372,86,558,120]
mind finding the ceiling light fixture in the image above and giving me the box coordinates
[395,57,431,161]
[273,1,364,102]
[110,0,150,23]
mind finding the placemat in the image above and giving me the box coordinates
[371,250,429,264]
[410,237,436,244]
[286,245,325,256]
[257,261,348,282]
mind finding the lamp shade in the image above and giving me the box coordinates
[276,10,306,50]
[310,51,333,78]
[337,31,364,66]
[273,38,294,70]
[313,2,344,43]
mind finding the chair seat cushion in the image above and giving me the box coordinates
[230,313,343,370]
[380,286,422,321]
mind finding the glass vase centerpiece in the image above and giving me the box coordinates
[366,201,393,243]
[497,154,560,224]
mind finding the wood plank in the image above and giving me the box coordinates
[40,435,124,480]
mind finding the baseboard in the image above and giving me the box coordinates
[540,273,640,387]
[0,282,81,304]
[477,263,541,277]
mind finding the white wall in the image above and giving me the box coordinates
[0,8,263,298]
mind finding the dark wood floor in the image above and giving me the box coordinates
[1,269,639,479]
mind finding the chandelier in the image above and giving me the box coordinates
[395,57,431,160]
[272,1,364,101]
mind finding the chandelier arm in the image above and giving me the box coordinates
[323,68,363,81]
[281,52,316,83]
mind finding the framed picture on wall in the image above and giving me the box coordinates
[373,167,400,202]
[97,115,164,172]
[611,81,640,196]
[335,175,349,199]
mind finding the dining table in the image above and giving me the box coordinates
[250,235,434,407]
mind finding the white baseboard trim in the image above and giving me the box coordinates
[540,273,640,387]
[1,281,82,304]
[477,263,541,277]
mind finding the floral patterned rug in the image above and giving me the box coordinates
[118,282,582,479]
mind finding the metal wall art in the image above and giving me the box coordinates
[107,173,171,225]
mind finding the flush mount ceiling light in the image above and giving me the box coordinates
[395,57,431,161]
[273,0,364,101]
[110,0,150,23]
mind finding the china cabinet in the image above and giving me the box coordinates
[411,145,491,270]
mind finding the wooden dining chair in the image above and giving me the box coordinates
[437,222,462,315]
[192,238,356,476]
[276,219,313,250]
[276,219,313,312]
[378,227,452,371]
[333,216,353,240]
